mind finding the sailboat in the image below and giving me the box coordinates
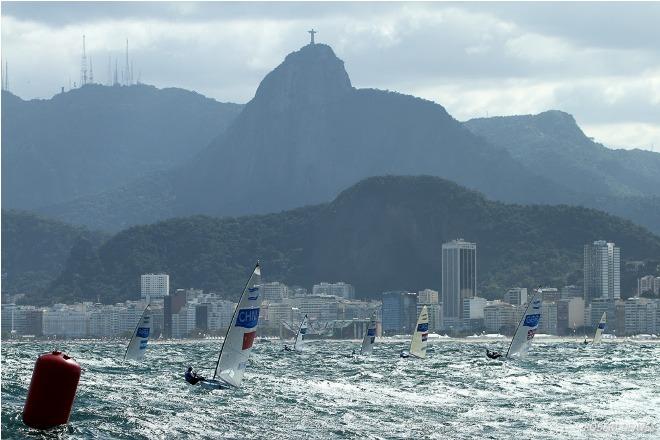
[359,312,378,356]
[285,314,309,352]
[591,312,607,345]
[505,291,542,359]
[124,305,152,361]
[400,306,429,359]
[199,263,263,389]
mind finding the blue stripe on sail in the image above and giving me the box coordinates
[367,329,376,336]
[523,314,540,327]
[598,323,606,329]
[300,328,307,335]
[417,323,429,332]
[136,327,150,338]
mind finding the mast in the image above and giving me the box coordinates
[213,263,259,380]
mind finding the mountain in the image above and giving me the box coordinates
[41,44,573,231]
[1,85,242,210]
[464,112,660,233]
[48,175,660,305]
[464,110,660,198]
[1,210,107,300]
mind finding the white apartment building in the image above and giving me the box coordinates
[418,289,439,305]
[539,302,558,335]
[504,288,528,306]
[484,301,518,332]
[312,282,355,299]
[141,273,170,300]
[262,282,289,301]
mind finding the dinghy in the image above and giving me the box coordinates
[287,315,309,352]
[199,263,263,389]
[591,312,607,345]
[505,291,542,359]
[400,306,429,359]
[124,305,152,361]
[360,312,377,356]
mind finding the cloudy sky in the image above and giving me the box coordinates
[2,1,660,150]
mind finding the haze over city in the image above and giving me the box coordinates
[2,1,660,150]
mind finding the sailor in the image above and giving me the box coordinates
[400,351,409,358]
[184,366,204,385]
[486,349,502,359]
[284,345,292,351]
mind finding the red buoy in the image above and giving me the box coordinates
[22,351,81,429]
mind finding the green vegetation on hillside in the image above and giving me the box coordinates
[47,176,660,304]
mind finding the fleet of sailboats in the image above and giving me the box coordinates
[119,261,615,390]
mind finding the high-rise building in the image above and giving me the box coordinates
[442,239,477,322]
[584,241,620,304]
[141,273,170,300]
[382,291,418,335]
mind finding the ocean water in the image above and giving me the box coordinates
[2,338,659,439]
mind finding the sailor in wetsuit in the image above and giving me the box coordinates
[486,349,502,359]
[284,345,292,351]
[184,366,204,385]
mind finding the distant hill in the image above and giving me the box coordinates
[464,111,660,198]
[48,175,660,305]
[41,44,573,231]
[1,85,242,210]
[1,210,107,301]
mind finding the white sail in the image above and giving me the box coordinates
[409,306,429,359]
[212,264,263,388]
[293,315,309,352]
[360,313,377,355]
[124,305,152,361]
[592,312,607,345]
[506,292,542,358]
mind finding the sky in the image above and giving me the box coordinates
[2,1,660,150]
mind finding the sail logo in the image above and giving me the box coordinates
[523,314,540,327]
[136,327,150,338]
[300,327,307,335]
[531,299,542,310]
[527,329,537,340]
[421,333,428,342]
[598,323,606,329]
[236,308,260,328]
[417,323,429,333]
[247,287,260,301]
[139,340,148,349]
[242,331,256,350]
[367,329,376,337]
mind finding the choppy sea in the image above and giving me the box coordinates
[2,337,659,439]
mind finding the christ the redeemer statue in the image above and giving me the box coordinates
[308,29,317,45]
